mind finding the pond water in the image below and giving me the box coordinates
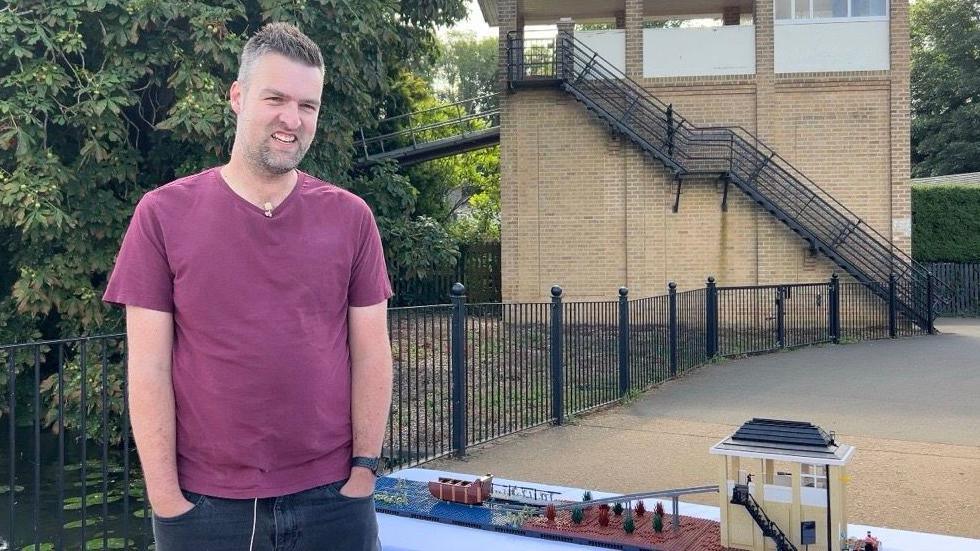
[0,426,151,550]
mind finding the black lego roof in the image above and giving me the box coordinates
[710,418,854,465]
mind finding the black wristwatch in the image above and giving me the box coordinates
[351,456,382,475]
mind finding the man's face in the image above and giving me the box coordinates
[230,53,324,176]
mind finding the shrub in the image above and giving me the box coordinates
[912,184,980,262]
[598,507,610,527]
[598,503,610,512]
[544,504,556,522]
[612,502,624,516]
[634,501,646,517]
[623,512,636,534]
[653,513,663,533]
[654,501,665,517]
[582,490,592,502]
[571,506,584,524]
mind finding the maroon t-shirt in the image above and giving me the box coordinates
[103,167,393,498]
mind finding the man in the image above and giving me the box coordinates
[104,22,393,550]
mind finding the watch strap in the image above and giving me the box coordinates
[351,456,381,475]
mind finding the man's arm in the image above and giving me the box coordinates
[342,301,393,497]
[125,305,193,517]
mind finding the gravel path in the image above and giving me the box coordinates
[428,319,980,539]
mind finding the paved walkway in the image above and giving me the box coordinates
[428,319,980,539]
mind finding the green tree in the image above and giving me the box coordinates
[429,31,498,112]
[623,510,636,534]
[423,32,500,244]
[0,0,466,438]
[911,0,980,177]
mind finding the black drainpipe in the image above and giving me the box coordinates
[825,464,832,551]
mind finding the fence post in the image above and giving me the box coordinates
[888,273,897,338]
[706,277,718,358]
[776,285,786,348]
[668,282,678,377]
[618,287,630,397]
[829,273,840,344]
[450,283,467,457]
[927,272,935,335]
[550,285,564,425]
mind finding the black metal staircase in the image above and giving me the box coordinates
[506,31,947,329]
[731,484,798,551]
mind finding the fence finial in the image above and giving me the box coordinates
[451,282,466,296]
[619,287,629,297]
[707,276,715,284]
[551,285,563,297]
[668,281,677,291]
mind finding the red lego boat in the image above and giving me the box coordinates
[428,474,494,505]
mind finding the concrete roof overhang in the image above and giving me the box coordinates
[477,0,755,27]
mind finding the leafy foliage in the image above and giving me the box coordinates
[910,0,980,177]
[582,490,592,501]
[612,501,624,516]
[426,32,498,111]
[912,184,980,262]
[544,503,556,521]
[0,0,466,439]
[571,506,584,524]
[634,500,645,517]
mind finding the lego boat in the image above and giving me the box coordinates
[428,474,494,504]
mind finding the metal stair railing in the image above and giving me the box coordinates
[731,484,798,551]
[505,30,948,328]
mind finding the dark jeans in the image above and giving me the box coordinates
[152,479,380,551]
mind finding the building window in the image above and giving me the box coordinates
[801,464,827,489]
[775,0,886,21]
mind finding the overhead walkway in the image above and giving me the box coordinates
[353,94,500,168]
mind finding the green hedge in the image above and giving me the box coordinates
[912,184,980,262]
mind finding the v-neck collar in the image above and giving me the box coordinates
[213,167,304,219]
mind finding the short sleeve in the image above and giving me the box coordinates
[102,193,175,312]
[348,202,394,307]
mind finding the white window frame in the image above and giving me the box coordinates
[800,464,828,489]
[774,0,888,24]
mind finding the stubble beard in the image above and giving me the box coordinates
[245,136,311,176]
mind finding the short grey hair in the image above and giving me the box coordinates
[237,22,324,85]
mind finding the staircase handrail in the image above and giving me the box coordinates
[519,30,949,312]
[732,485,798,551]
[547,30,938,286]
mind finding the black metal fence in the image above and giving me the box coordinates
[389,242,502,307]
[0,275,932,550]
[924,262,980,316]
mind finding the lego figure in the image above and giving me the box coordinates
[863,530,880,550]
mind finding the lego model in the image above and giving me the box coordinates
[378,418,865,551]
[428,474,494,505]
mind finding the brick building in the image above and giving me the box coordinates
[476,0,909,303]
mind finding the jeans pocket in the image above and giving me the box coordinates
[321,479,373,501]
[152,490,209,523]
